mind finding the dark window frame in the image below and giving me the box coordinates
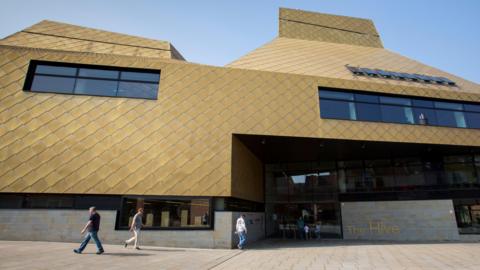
[23,60,160,100]
[318,87,480,130]
[116,196,215,231]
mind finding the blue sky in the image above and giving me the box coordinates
[1,0,479,83]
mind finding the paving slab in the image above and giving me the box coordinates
[1,239,479,270]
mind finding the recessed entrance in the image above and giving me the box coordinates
[234,134,480,240]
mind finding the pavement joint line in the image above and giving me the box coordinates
[207,250,245,270]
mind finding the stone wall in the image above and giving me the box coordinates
[0,209,264,249]
[341,200,460,241]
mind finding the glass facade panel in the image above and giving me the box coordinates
[465,112,480,129]
[320,99,356,120]
[379,96,411,106]
[464,104,480,112]
[318,90,354,100]
[35,65,77,76]
[74,79,118,96]
[121,71,160,82]
[393,158,425,188]
[412,99,434,108]
[436,110,467,128]
[78,68,119,79]
[356,103,381,122]
[318,88,480,129]
[413,107,437,125]
[31,75,75,93]
[444,156,476,187]
[454,199,480,234]
[435,101,463,110]
[354,93,378,103]
[117,82,158,99]
[119,197,211,229]
[364,159,395,190]
[26,61,160,100]
[381,105,414,124]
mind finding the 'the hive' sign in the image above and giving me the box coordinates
[346,65,456,86]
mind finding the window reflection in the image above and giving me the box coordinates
[320,99,356,120]
[454,199,480,234]
[318,89,479,129]
[119,197,211,229]
[31,75,75,94]
[26,61,160,100]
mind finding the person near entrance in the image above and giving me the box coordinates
[124,208,144,250]
[235,214,247,249]
[73,206,104,254]
[304,224,310,240]
[315,222,321,239]
[297,217,305,239]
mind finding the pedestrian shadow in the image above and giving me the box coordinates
[89,252,152,257]
[140,247,187,252]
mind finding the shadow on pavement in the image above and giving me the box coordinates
[245,238,480,250]
[101,252,152,257]
[140,248,188,252]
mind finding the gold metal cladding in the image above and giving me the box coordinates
[0,20,185,60]
[1,9,479,202]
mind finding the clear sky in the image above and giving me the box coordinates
[1,0,478,83]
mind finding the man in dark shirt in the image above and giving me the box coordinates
[74,206,104,254]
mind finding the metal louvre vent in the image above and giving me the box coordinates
[346,65,456,86]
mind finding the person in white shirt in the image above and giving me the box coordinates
[124,208,143,250]
[235,214,247,249]
[304,224,310,240]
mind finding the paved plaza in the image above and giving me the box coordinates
[0,240,479,270]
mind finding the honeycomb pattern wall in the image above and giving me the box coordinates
[0,20,184,60]
[1,8,480,203]
[279,8,383,48]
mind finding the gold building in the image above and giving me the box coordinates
[0,8,479,247]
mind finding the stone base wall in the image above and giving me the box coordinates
[341,200,460,241]
[0,209,264,249]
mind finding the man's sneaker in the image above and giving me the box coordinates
[73,249,81,254]
[96,250,104,255]
[135,247,141,250]
[124,242,128,248]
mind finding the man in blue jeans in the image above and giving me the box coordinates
[74,206,104,255]
[235,214,247,249]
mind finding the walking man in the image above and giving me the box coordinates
[235,214,247,249]
[73,206,104,254]
[124,208,143,250]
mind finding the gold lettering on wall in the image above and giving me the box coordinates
[346,220,400,235]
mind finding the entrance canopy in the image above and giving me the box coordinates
[235,134,480,164]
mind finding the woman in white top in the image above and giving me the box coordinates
[235,214,247,249]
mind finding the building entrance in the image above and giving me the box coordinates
[265,165,342,239]
[268,202,342,239]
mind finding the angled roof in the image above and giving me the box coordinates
[0,20,185,60]
[229,8,480,94]
[279,7,382,48]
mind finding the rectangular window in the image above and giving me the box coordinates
[356,103,382,122]
[319,90,353,100]
[319,99,356,120]
[24,60,160,100]
[118,197,212,229]
[380,105,414,124]
[318,88,480,130]
[413,107,437,125]
[454,199,480,234]
[436,110,467,128]
[465,112,480,129]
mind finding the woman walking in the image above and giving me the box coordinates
[124,208,143,250]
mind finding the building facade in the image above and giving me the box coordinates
[0,8,479,248]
